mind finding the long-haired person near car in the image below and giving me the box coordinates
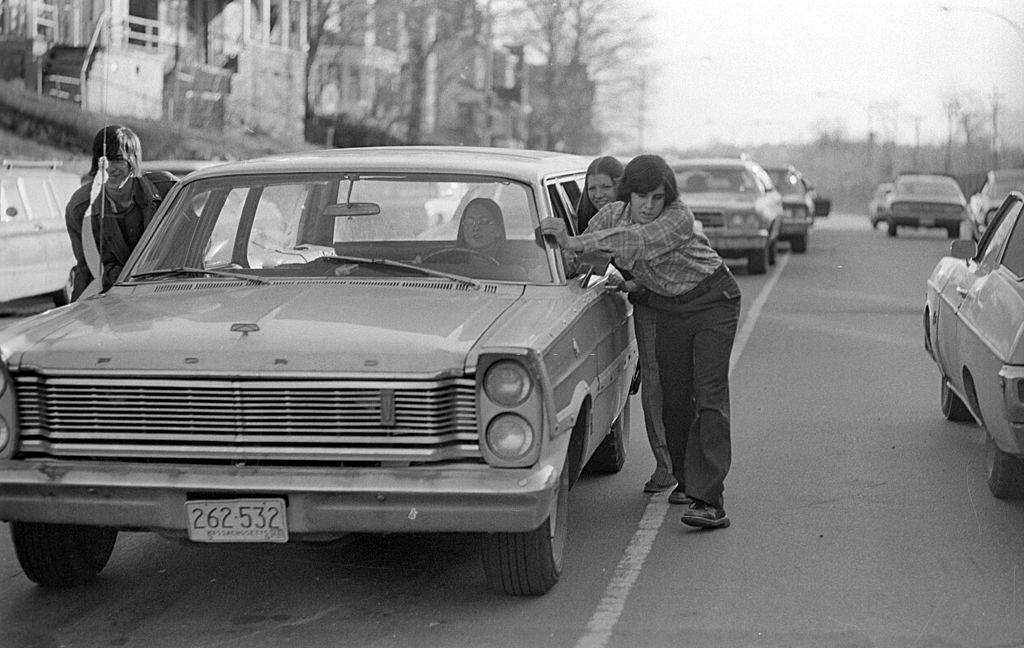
[578,155,675,494]
[64,125,176,300]
[541,155,740,529]
[576,156,623,232]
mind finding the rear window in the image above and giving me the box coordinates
[675,166,759,194]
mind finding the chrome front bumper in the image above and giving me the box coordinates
[0,459,560,535]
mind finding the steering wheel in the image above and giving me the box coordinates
[422,247,501,267]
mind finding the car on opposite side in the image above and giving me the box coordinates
[672,156,784,274]
[924,190,1024,499]
[967,168,1024,240]
[763,164,830,253]
[1,160,83,305]
[0,146,638,597]
[885,173,967,238]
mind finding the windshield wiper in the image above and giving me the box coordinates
[318,255,482,290]
[129,266,270,285]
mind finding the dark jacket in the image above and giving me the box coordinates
[65,171,177,299]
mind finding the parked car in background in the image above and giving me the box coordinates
[763,164,830,253]
[672,156,783,274]
[967,168,1024,240]
[0,160,83,305]
[924,191,1024,499]
[886,173,967,238]
[868,181,893,229]
[0,146,638,596]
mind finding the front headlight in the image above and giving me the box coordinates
[0,361,17,458]
[485,414,535,460]
[477,354,543,467]
[484,360,532,407]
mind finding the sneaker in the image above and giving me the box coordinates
[643,477,678,493]
[680,501,730,528]
[666,487,691,504]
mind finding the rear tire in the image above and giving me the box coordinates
[584,400,630,474]
[747,246,768,274]
[10,522,117,587]
[946,225,959,239]
[940,379,974,423]
[887,220,897,237]
[986,434,1024,499]
[481,456,568,595]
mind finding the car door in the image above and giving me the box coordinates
[545,175,634,453]
[954,194,1024,443]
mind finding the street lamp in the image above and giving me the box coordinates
[939,5,1024,45]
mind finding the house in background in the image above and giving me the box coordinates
[0,0,308,140]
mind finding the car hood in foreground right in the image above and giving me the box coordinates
[0,282,525,375]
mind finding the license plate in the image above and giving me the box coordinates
[186,498,288,543]
[919,218,934,226]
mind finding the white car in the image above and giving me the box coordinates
[967,168,1024,240]
[0,160,82,305]
[924,191,1024,498]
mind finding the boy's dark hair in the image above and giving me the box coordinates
[617,154,678,205]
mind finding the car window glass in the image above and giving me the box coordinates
[978,200,1019,274]
[997,200,1024,277]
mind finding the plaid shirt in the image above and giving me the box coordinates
[575,200,721,297]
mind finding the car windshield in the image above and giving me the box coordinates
[675,166,759,194]
[766,170,802,195]
[896,178,962,199]
[130,172,553,283]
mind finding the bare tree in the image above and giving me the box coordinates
[304,0,370,123]
[386,0,483,144]
[494,0,650,152]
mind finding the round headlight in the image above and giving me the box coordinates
[483,360,532,407]
[485,414,534,461]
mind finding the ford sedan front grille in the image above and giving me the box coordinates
[13,374,481,464]
[692,210,725,228]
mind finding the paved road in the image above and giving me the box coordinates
[2,214,1022,648]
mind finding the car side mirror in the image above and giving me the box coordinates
[577,263,595,288]
[813,197,831,217]
[950,239,976,261]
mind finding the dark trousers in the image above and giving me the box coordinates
[650,266,740,508]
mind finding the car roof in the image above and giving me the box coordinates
[670,157,761,170]
[141,160,220,176]
[179,147,591,184]
[992,168,1024,179]
[1,159,78,177]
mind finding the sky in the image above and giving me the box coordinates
[636,0,1024,152]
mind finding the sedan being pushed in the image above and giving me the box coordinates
[886,173,967,238]
[924,191,1024,498]
[0,146,638,596]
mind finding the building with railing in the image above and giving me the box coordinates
[0,0,307,140]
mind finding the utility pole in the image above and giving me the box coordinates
[637,69,647,154]
[989,87,1000,169]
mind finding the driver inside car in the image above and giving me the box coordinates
[455,197,508,262]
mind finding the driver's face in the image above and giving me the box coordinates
[462,208,502,249]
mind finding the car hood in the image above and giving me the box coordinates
[681,193,758,210]
[1,283,524,375]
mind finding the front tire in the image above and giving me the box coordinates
[887,220,897,237]
[747,246,768,274]
[10,522,118,587]
[481,456,568,595]
[986,434,1024,499]
[790,233,808,253]
[940,379,974,422]
[585,399,630,474]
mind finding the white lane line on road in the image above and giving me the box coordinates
[573,253,790,648]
